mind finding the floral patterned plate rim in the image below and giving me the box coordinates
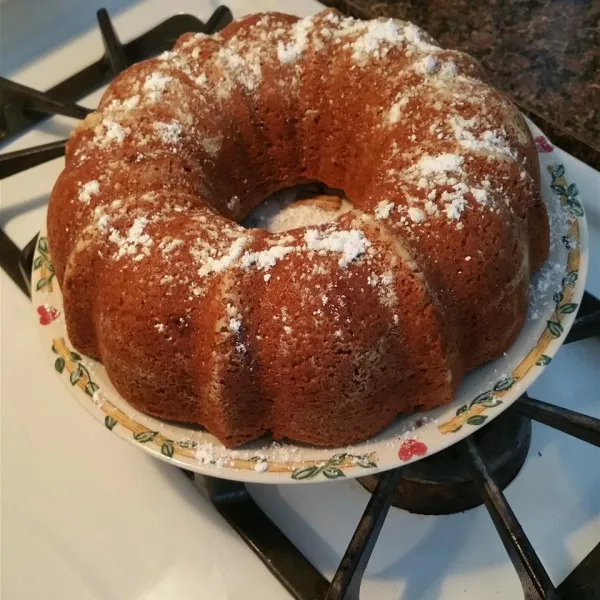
[32,125,589,484]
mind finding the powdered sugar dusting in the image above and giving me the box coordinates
[471,187,489,205]
[528,262,565,320]
[78,180,100,205]
[416,54,437,74]
[94,119,128,148]
[97,214,110,232]
[450,116,517,160]
[387,97,409,124]
[254,460,269,472]
[418,153,463,175]
[216,46,262,95]
[91,388,106,407]
[227,303,242,334]
[195,235,248,277]
[304,229,370,268]
[193,440,305,470]
[107,95,139,112]
[351,20,402,61]
[444,196,468,220]
[374,200,394,220]
[408,206,426,223]
[528,181,573,320]
[201,136,222,157]
[402,22,439,52]
[368,271,397,307]
[240,245,296,271]
[108,217,153,261]
[143,72,173,102]
[159,238,184,258]
[154,120,182,144]
[277,17,313,63]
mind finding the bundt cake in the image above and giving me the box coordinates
[47,9,549,448]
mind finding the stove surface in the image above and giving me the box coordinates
[250,337,600,599]
[1,1,599,599]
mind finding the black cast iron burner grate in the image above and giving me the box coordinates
[2,7,600,600]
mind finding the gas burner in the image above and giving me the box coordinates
[359,410,532,515]
[2,6,600,600]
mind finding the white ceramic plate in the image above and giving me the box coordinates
[32,122,588,483]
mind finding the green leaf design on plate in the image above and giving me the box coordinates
[493,377,516,392]
[536,354,552,366]
[33,256,44,269]
[470,391,493,406]
[466,415,487,426]
[552,165,565,178]
[38,238,48,253]
[550,183,566,195]
[85,381,99,397]
[36,277,49,290]
[355,455,377,469]
[567,198,584,217]
[322,467,345,479]
[567,183,579,197]
[328,453,347,465]
[47,262,55,274]
[456,404,468,416]
[134,431,158,443]
[69,365,83,385]
[559,303,578,314]
[471,392,502,408]
[563,270,578,286]
[561,236,573,249]
[547,320,563,337]
[161,441,175,458]
[70,351,82,361]
[105,415,118,430]
[54,357,65,373]
[291,465,321,480]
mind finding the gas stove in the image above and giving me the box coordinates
[1,2,599,599]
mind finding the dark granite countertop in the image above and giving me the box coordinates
[320,0,600,170]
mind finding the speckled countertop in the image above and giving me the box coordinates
[320,0,600,169]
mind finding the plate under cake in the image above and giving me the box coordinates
[34,118,587,483]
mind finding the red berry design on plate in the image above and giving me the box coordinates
[37,305,59,325]
[535,136,553,153]
[398,439,428,461]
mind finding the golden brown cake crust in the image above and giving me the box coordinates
[47,9,548,447]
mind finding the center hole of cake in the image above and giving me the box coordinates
[242,182,353,233]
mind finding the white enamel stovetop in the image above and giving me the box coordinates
[1,1,599,599]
